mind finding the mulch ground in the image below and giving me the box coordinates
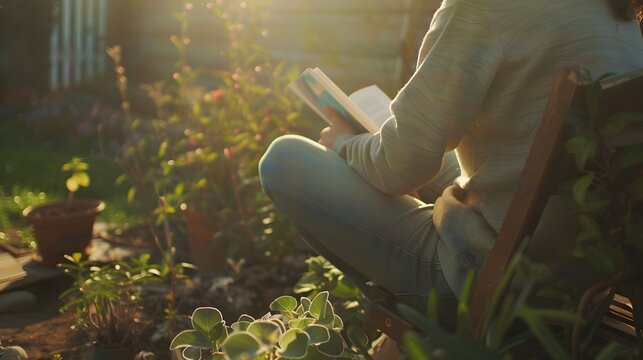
[0,226,309,360]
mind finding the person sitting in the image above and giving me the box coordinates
[259,0,643,355]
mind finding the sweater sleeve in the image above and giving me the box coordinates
[337,1,501,196]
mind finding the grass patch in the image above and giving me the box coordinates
[0,117,147,229]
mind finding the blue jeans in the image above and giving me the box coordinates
[259,135,455,310]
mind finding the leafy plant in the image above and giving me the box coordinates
[58,253,163,348]
[62,156,90,208]
[294,256,378,343]
[107,0,309,261]
[170,291,366,360]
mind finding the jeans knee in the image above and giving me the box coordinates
[259,135,312,192]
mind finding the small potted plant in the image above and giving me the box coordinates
[22,157,105,264]
[58,253,162,359]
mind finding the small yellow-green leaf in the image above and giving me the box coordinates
[66,178,79,193]
[73,172,90,188]
[158,141,168,158]
[573,174,595,205]
[127,187,136,204]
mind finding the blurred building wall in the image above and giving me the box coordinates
[130,0,440,95]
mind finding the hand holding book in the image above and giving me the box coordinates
[318,107,357,148]
[288,68,392,134]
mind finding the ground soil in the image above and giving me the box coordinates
[0,276,89,359]
[0,227,309,360]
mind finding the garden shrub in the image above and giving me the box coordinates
[108,0,311,261]
[58,253,163,348]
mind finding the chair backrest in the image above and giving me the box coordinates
[468,67,643,338]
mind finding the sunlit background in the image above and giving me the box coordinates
[0,0,440,108]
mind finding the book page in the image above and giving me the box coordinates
[310,68,378,133]
[288,69,368,133]
[348,85,392,129]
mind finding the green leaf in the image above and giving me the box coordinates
[211,353,226,360]
[347,327,368,348]
[158,141,168,157]
[397,303,501,359]
[221,332,265,360]
[309,291,329,320]
[427,288,439,322]
[73,172,90,187]
[573,174,594,205]
[278,328,310,359]
[300,297,312,311]
[127,187,136,204]
[270,295,298,313]
[566,137,596,170]
[518,307,570,360]
[289,317,316,330]
[595,342,627,360]
[304,324,330,345]
[331,314,343,331]
[231,321,251,332]
[182,347,202,360]
[578,214,601,241]
[170,330,212,350]
[618,144,643,168]
[587,244,617,274]
[115,174,127,186]
[403,332,432,360]
[456,270,476,336]
[192,307,224,342]
[237,314,255,323]
[175,182,185,196]
[316,330,345,357]
[66,177,79,193]
[300,347,333,360]
[246,320,282,345]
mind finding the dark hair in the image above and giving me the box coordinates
[609,0,643,21]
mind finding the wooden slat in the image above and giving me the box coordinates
[468,68,593,338]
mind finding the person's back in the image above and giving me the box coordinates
[430,0,643,231]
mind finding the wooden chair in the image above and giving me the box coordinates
[366,67,643,349]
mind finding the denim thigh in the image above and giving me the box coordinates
[259,135,454,302]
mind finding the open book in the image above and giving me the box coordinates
[289,67,392,133]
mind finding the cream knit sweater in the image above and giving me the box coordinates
[336,0,643,293]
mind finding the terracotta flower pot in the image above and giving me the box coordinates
[23,199,105,265]
[181,208,226,273]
